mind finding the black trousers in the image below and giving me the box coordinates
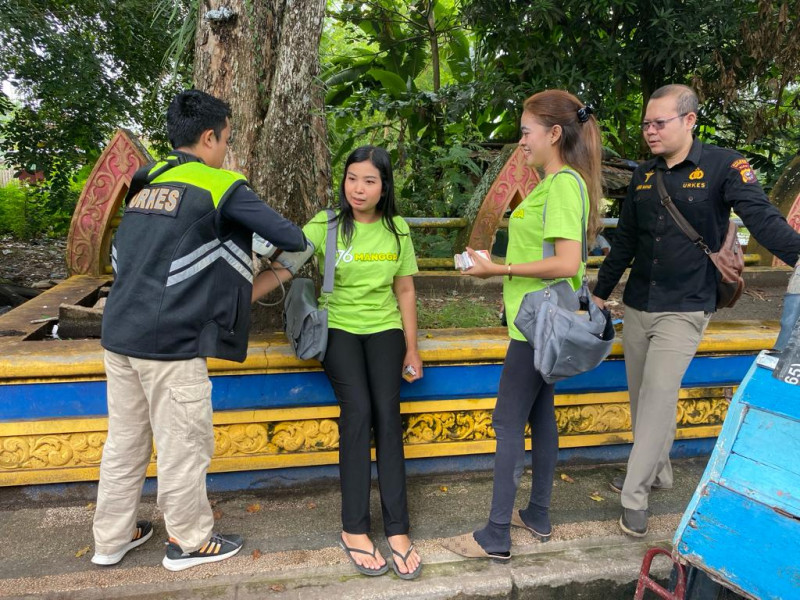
[488,340,558,525]
[322,327,409,536]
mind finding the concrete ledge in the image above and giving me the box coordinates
[3,536,673,600]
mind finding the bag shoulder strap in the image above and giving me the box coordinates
[541,168,588,263]
[321,209,337,294]
[655,169,712,256]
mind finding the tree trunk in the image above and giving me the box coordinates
[193,0,330,226]
[427,6,440,92]
[193,0,330,331]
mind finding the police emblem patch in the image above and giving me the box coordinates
[731,158,757,185]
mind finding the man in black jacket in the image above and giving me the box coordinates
[592,84,800,537]
[92,90,306,570]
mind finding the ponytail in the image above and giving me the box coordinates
[523,90,604,242]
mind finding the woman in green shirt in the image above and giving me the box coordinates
[255,146,423,579]
[441,90,604,560]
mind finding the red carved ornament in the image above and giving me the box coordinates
[66,130,151,275]
[467,146,541,251]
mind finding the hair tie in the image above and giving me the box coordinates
[577,105,594,123]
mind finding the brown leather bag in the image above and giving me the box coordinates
[655,170,745,308]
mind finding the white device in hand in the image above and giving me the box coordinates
[252,234,277,259]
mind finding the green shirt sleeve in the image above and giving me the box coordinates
[301,211,330,260]
[543,172,586,244]
[394,217,418,277]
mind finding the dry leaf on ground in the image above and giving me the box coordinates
[75,546,90,558]
[560,473,575,484]
[246,503,262,513]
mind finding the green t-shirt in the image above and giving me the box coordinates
[302,211,418,334]
[504,168,588,341]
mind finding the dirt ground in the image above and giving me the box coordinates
[0,235,69,288]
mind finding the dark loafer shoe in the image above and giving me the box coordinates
[619,508,648,537]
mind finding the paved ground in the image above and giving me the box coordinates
[0,459,710,599]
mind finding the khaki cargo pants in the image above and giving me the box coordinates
[93,350,215,554]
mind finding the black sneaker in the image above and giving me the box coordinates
[162,533,243,571]
[92,520,153,565]
[619,508,648,537]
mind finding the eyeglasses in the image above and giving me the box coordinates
[640,113,687,132]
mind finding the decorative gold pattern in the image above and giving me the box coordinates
[1,433,105,470]
[0,398,728,478]
[676,398,729,426]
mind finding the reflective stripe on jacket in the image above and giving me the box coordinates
[101,153,254,362]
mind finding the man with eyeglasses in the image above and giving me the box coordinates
[592,84,800,537]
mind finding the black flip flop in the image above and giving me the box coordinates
[388,541,422,580]
[339,535,389,576]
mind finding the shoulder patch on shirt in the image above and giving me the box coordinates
[127,185,184,217]
[730,158,757,184]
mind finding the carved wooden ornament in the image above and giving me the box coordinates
[66,129,151,276]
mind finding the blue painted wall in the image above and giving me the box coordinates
[1,354,756,421]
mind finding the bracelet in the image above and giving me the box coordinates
[507,263,512,280]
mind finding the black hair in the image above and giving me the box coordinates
[166,89,232,149]
[336,145,406,257]
[650,84,699,116]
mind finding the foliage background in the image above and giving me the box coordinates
[0,0,798,243]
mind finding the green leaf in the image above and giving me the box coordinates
[367,69,408,97]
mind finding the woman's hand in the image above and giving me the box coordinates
[403,348,423,382]
[462,247,501,279]
[591,295,606,309]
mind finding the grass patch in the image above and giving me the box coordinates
[417,294,500,329]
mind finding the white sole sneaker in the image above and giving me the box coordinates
[162,534,243,572]
[92,523,153,566]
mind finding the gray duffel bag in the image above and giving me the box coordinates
[284,209,336,361]
[514,278,614,384]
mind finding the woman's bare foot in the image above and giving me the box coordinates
[386,534,421,575]
[341,531,386,572]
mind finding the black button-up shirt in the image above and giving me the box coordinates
[594,138,800,312]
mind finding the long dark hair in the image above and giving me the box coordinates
[523,90,604,242]
[335,145,405,256]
